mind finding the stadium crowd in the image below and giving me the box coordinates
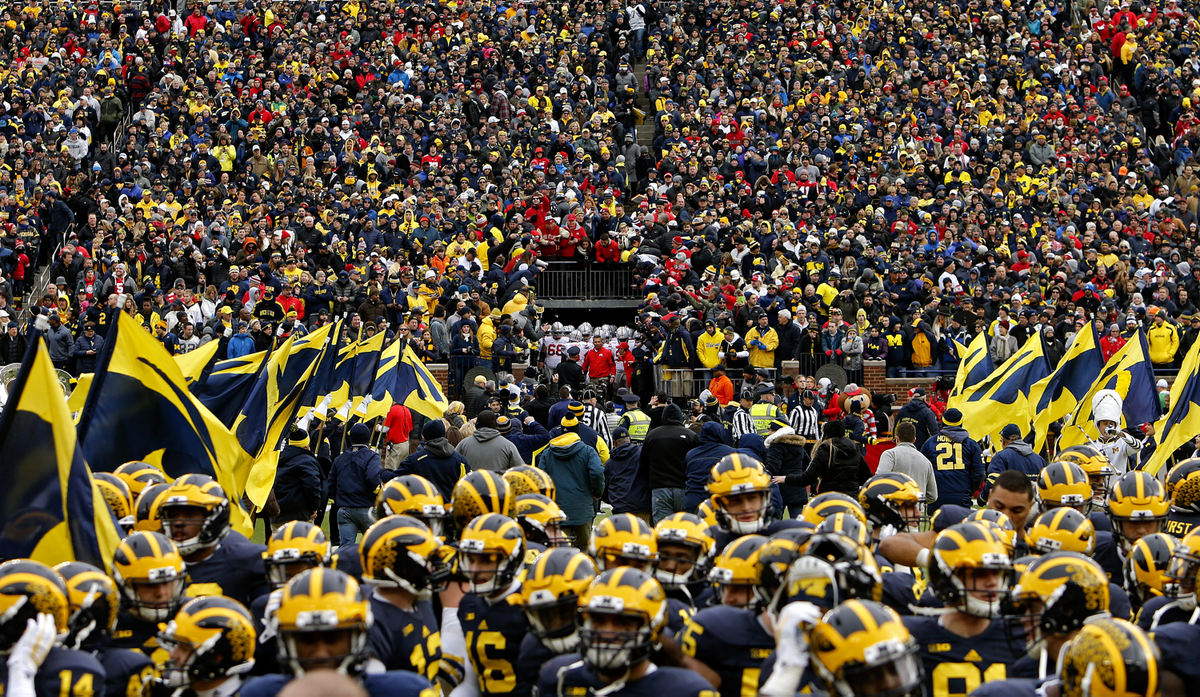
[8,0,1200,694]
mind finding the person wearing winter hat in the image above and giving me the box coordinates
[387,418,469,499]
[329,422,383,544]
[456,406,524,471]
[272,426,324,526]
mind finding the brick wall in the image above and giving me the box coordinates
[428,363,531,400]
[863,361,931,406]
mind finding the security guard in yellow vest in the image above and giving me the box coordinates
[618,393,652,443]
[748,383,782,436]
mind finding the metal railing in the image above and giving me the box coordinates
[537,262,637,300]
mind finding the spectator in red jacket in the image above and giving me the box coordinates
[1100,322,1126,361]
[596,232,621,264]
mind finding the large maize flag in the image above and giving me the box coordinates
[0,337,121,568]
[1059,330,1161,448]
[1145,339,1200,475]
[326,330,385,411]
[174,340,221,384]
[1028,326,1105,452]
[949,334,1051,441]
[363,341,450,421]
[76,312,253,535]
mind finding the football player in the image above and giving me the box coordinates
[157,596,257,695]
[902,522,1023,697]
[55,561,157,697]
[653,513,716,610]
[1024,507,1132,619]
[0,559,106,697]
[806,600,925,697]
[1053,445,1115,527]
[359,515,451,687]
[971,553,1112,696]
[238,567,434,697]
[1147,527,1200,629]
[1130,533,1184,627]
[515,548,596,682]
[253,521,332,675]
[513,493,570,549]
[1062,619,1161,696]
[1035,458,1111,532]
[707,454,801,553]
[540,568,718,697]
[158,479,269,606]
[455,513,530,697]
[591,514,658,572]
[334,475,449,580]
[110,531,189,665]
[93,472,137,535]
[1165,458,1200,538]
[678,535,776,697]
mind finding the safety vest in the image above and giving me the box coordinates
[750,403,780,437]
[622,409,652,442]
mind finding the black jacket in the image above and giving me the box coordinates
[388,438,469,500]
[894,399,940,448]
[784,437,871,495]
[273,445,324,519]
[639,404,698,489]
[556,358,584,394]
[605,441,652,514]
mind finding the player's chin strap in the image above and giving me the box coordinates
[907,604,953,616]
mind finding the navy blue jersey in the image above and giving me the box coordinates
[1137,595,1198,630]
[96,647,155,697]
[902,616,1023,697]
[1088,510,1113,533]
[459,591,532,697]
[368,593,443,684]
[1094,531,1124,584]
[541,658,719,697]
[711,519,804,555]
[110,611,167,666]
[239,671,435,697]
[921,433,984,509]
[0,647,106,697]
[1152,620,1200,693]
[1109,582,1132,620]
[679,605,775,697]
[665,597,695,636]
[969,677,1043,697]
[518,633,558,690]
[537,654,584,697]
[1166,510,1200,538]
[184,538,269,606]
[331,542,364,581]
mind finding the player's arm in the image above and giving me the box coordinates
[677,617,722,689]
[1161,669,1187,697]
[878,530,937,567]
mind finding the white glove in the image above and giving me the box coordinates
[877,524,898,542]
[775,601,822,668]
[259,589,283,642]
[718,351,726,359]
[7,613,57,696]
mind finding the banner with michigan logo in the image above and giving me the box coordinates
[949,334,1051,441]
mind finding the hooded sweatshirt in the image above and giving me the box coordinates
[456,426,524,471]
[640,403,699,490]
[684,421,736,509]
[536,433,605,526]
[920,425,986,509]
[986,439,1048,489]
[390,437,469,499]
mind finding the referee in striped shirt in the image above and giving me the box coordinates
[788,389,821,440]
[731,388,756,440]
[579,388,613,448]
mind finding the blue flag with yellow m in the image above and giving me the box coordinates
[76,312,253,535]
[0,337,121,569]
[1028,326,1105,451]
[1060,330,1162,448]
[950,333,993,401]
[190,350,269,427]
[950,334,1051,441]
[1146,339,1200,475]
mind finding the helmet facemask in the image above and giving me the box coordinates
[118,569,186,623]
[715,489,771,535]
[654,541,702,589]
[524,590,582,654]
[161,501,229,556]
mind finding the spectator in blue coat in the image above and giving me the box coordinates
[604,428,652,522]
[226,321,256,358]
[388,419,469,500]
[684,421,737,511]
[503,414,551,465]
[329,423,383,544]
[983,424,1048,499]
[72,322,103,374]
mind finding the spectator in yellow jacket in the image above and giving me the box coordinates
[745,314,779,368]
[478,311,498,360]
[1148,312,1180,368]
[695,319,726,369]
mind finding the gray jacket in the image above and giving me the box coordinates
[456,427,524,472]
[875,441,938,503]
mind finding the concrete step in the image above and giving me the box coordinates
[633,62,655,146]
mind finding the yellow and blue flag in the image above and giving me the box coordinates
[949,333,993,402]
[363,337,404,421]
[394,344,449,420]
[174,340,221,385]
[0,338,121,569]
[326,330,385,410]
[1028,326,1105,451]
[76,312,252,535]
[1059,330,1162,448]
[951,334,1051,441]
[190,350,269,427]
[1145,340,1200,475]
